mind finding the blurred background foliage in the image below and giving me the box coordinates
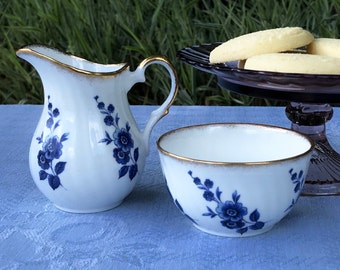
[0,0,339,105]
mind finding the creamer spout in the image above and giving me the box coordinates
[17,45,129,75]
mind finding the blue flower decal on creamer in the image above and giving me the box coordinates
[95,96,139,181]
[188,171,265,235]
[36,96,69,190]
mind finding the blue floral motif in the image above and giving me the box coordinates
[94,96,139,181]
[285,169,305,212]
[289,168,305,193]
[36,96,69,190]
[188,170,265,235]
[174,199,198,225]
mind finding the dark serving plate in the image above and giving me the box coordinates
[177,43,340,103]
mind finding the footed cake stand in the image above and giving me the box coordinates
[177,43,340,196]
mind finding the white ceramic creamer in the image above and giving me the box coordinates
[17,45,178,213]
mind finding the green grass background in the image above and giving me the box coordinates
[1,0,339,105]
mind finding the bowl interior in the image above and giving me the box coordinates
[157,123,313,164]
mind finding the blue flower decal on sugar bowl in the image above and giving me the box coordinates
[36,96,69,190]
[289,168,305,193]
[188,171,265,235]
[285,168,305,212]
[171,169,306,236]
[95,96,139,181]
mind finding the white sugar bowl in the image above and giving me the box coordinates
[157,123,314,237]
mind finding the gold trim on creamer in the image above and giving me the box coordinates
[157,123,315,166]
[17,46,129,76]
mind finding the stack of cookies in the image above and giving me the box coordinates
[209,27,340,75]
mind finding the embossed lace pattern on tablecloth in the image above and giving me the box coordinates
[0,105,339,269]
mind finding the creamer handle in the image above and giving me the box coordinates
[136,56,178,154]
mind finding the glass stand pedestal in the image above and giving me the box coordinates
[286,103,340,195]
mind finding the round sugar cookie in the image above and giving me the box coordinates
[244,53,340,75]
[307,38,340,58]
[209,27,314,63]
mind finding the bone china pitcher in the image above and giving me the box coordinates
[17,45,178,213]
